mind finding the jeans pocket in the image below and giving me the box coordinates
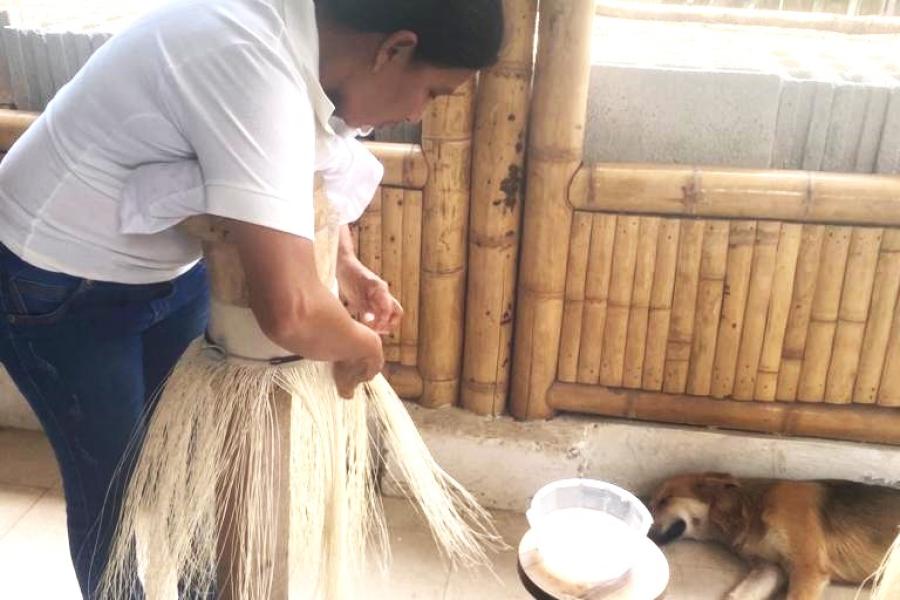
[2,268,90,326]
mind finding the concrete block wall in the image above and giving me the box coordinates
[585,18,900,173]
[385,405,900,512]
[2,14,899,443]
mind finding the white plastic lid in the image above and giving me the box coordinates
[526,478,652,534]
[524,479,654,590]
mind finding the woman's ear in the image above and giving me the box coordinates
[372,30,418,73]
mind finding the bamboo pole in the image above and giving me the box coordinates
[599,216,641,387]
[0,109,37,151]
[558,213,594,383]
[642,219,681,391]
[855,230,900,403]
[357,189,382,277]
[581,164,900,228]
[686,221,729,397]
[383,363,424,400]
[623,217,661,389]
[547,383,900,446]
[0,109,424,186]
[594,0,900,35]
[732,223,781,401]
[418,78,476,408]
[462,0,537,416]
[510,0,595,420]
[362,142,428,189]
[400,190,423,368]
[711,221,757,399]
[776,225,826,401]
[380,187,404,363]
[663,219,705,394]
[878,272,900,407]
[577,215,617,384]
[825,228,883,404]
[754,224,803,401]
[797,226,852,403]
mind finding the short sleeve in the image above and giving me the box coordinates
[162,42,316,239]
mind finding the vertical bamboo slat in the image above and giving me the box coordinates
[623,217,661,389]
[855,230,900,403]
[797,226,852,403]
[878,255,900,406]
[558,213,593,383]
[600,216,641,387]
[687,221,729,397]
[381,187,404,363]
[419,79,476,408]
[358,189,382,277]
[577,215,617,384]
[711,221,757,398]
[777,225,826,401]
[511,0,595,419]
[663,219,705,394]
[754,224,803,401]
[643,219,681,391]
[732,222,781,401]
[462,0,537,415]
[825,228,883,404]
[401,190,423,367]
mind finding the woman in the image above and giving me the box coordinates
[0,0,503,597]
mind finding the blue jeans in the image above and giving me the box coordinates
[0,244,210,599]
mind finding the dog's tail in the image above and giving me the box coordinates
[871,531,900,600]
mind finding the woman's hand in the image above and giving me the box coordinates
[337,254,403,334]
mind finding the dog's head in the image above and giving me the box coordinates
[646,472,743,546]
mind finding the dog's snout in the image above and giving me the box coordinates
[649,518,686,546]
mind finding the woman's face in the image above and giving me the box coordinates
[326,33,475,129]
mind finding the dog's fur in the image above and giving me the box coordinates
[648,473,900,600]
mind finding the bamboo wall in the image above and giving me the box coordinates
[561,167,900,409]
[508,0,900,445]
[5,0,900,444]
[0,104,475,407]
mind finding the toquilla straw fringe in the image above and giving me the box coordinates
[99,342,500,600]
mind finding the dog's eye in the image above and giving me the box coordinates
[658,497,669,508]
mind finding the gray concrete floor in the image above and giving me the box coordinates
[0,428,870,599]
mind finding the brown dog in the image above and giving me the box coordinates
[647,473,900,600]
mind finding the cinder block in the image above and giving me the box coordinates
[771,77,817,170]
[584,65,781,167]
[800,81,836,171]
[855,86,890,173]
[26,30,55,109]
[44,32,71,94]
[877,88,900,174]
[585,18,899,175]
[2,28,33,110]
[821,82,874,172]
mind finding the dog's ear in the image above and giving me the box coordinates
[696,474,746,536]
[698,472,740,488]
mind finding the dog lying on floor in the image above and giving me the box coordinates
[647,472,900,600]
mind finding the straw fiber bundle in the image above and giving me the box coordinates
[871,532,900,600]
[99,181,498,599]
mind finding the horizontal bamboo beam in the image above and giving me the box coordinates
[574,164,900,227]
[362,142,428,189]
[595,0,900,34]
[0,110,426,189]
[0,109,37,151]
[547,382,900,446]
[383,363,424,400]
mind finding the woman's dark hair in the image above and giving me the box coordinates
[321,0,504,70]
